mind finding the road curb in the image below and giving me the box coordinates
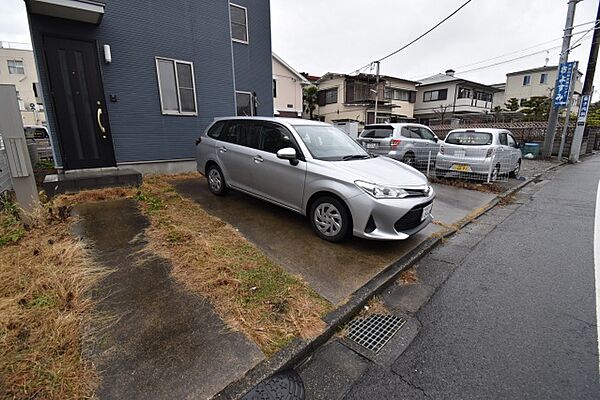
[213,161,567,400]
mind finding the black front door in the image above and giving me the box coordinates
[43,36,116,170]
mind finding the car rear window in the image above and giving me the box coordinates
[360,125,393,139]
[445,131,493,145]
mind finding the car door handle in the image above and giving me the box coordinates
[253,155,263,163]
[218,146,227,153]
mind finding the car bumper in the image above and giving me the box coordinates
[347,190,436,240]
[435,154,492,175]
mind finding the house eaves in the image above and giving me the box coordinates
[272,52,310,85]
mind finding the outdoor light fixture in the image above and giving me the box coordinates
[103,44,112,64]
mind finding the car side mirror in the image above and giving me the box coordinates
[433,137,439,143]
[277,147,299,165]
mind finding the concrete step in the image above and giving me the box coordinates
[42,167,142,197]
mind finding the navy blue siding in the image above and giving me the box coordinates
[28,0,272,167]
[230,0,273,116]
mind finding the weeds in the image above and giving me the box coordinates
[0,198,101,399]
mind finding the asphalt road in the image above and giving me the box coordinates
[300,156,600,399]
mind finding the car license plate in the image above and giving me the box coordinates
[366,143,378,149]
[421,204,433,221]
[454,149,466,157]
[451,164,472,172]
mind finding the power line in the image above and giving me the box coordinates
[410,27,597,80]
[349,0,474,74]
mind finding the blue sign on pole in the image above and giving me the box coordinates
[553,61,575,107]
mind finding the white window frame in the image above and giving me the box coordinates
[236,90,254,116]
[230,3,249,45]
[540,73,548,84]
[7,59,25,74]
[523,75,531,86]
[155,57,198,116]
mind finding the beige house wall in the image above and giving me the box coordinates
[504,69,583,102]
[414,82,457,117]
[0,47,46,126]
[272,56,304,116]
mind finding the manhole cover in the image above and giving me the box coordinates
[241,370,304,400]
[346,314,406,353]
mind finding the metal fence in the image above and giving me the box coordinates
[401,143,513,183]
[0,136,13,194]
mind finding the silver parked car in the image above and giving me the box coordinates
[196,117,435,242]
[357,123,440,168]
[435,128,522,181]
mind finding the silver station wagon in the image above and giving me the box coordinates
[195,117,435,242]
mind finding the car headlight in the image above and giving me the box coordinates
[355,180,410,199]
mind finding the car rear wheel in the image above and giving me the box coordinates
[510,160,521,178]
[207,164,228,196]
[310,196,351,242]
[401,152,416,167]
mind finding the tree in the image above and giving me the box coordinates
[520,96,551,121]
[303,86,318,120]
[504,97,520,112]
[586,101,600,127]
[432,104,450,125]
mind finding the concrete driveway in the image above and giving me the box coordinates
[173,178,495,304]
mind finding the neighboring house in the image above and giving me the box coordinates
[491,83,506,110]
[0,42,46,126]
[503,65,583,112]
[414,69,499,124]
[315,72,418,128]
[272,53,309,118]
[25,0,272,173]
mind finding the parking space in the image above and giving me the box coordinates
[173,178,496,304]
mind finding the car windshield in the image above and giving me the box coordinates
[445,131,493,145]
[294,125,370,161]
[360,125,394,139]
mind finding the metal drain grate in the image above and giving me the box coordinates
[346,314,406,353]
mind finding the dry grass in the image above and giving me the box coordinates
[429,176,504,194]
[358,296,390,317]
[398,267,419,284]
[498,192,517,205]
[0,198,102,399]
[134,175,331,355]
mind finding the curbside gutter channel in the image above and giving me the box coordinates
[213,161,568,400]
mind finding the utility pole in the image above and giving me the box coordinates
[569,1,600,162]
[542,0,579,157]
[373,61,380,123]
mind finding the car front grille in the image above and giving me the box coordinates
[394,200,433,232]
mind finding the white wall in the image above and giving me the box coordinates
[272,56,303,116]
[0,48,46,126]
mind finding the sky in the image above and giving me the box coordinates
[1,0,599,99]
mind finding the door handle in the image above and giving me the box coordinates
[218,146,228,153]
[97,106,107,138]
[253,155,263,163]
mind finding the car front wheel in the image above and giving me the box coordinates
[207,164,228,196]
[510,160,521,178]
[309,196,351,242]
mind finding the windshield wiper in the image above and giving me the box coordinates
[341,154,370,161]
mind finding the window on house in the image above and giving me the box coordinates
[32,82,39,98]
[230,4,248,43]
[423,89,448,102]
[523,75,531,86]
[384,87,410,101]
[540,73,548,84]
[7,60,24,74]
[318,88,338,106]
[475,91,493,102]
[457,87,472,99]
[156,57,197,115]
[273,79,277,98]
[236,91,254,116]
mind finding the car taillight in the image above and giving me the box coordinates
[390,138,401,148]
[195,136,202,146]
[485,148,494,158]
